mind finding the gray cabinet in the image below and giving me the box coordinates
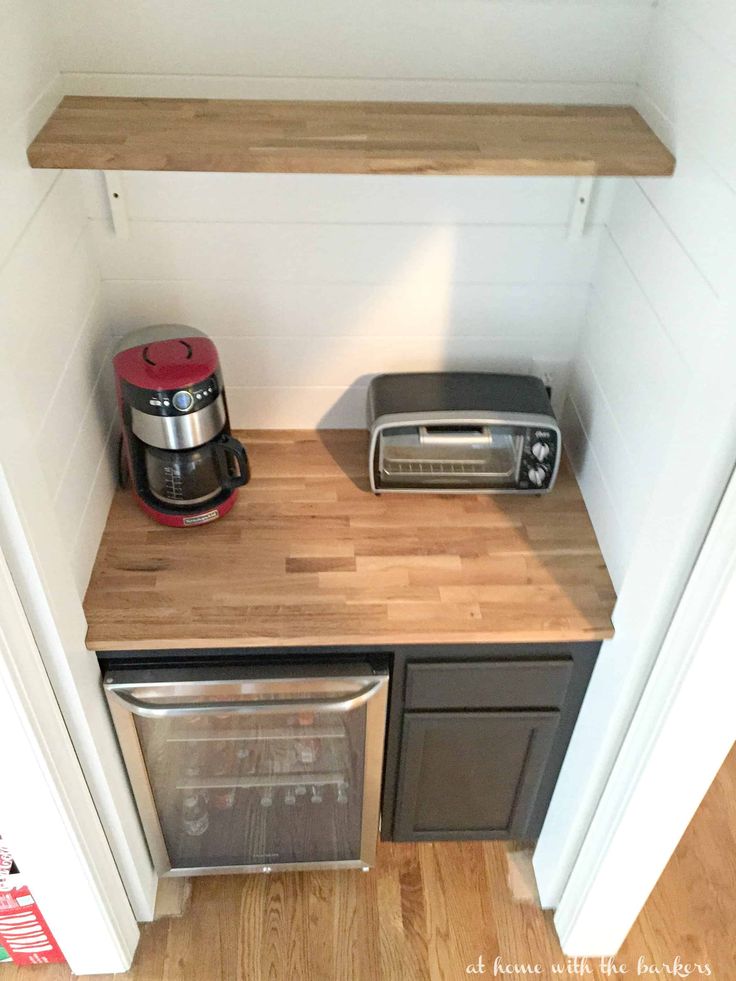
[394,711,559,840]
[383,642,600,842]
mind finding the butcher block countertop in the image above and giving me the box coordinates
[83,430,616,651]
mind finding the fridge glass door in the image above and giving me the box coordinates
[106,666,387,872]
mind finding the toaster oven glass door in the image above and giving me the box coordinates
[379,425,523,489]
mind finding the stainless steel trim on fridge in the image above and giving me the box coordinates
[104,662,389,877]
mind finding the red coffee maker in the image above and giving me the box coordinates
[114,324,249,527]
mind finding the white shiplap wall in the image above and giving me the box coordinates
[536,0,736,906]
[563,2,735,590]
[55,0,652,104]
[84,172,617,427]
[0,3,158,922]
[0,1,115,597]
[59,0,651,431]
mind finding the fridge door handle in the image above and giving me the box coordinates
[106,678,386,718]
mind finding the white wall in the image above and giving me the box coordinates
[555,437,736,956]
[0,547,138,974]
[3,175,117,595]
[54,0,648,429]
[0,0,157,923]
[0,0,115,597]
[535,0,736,908]
[83,172,616,426]
[54,0,652,103]
[563,0,736,599]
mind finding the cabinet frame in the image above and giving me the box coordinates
[381,642,601,841]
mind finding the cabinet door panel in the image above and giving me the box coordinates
[404,659,572,710]
[393,711,559,841]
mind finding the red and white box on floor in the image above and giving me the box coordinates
[0,839,64,966]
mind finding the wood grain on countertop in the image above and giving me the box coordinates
[83,431,616,651]
[27,97,675,177]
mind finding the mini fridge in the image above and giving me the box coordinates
[103,660,389,876]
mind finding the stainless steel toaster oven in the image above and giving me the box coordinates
[367,372,561,494]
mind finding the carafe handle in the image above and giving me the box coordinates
[214,434,250,491]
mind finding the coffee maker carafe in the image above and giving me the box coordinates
[114,325,249,526]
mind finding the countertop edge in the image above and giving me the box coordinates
[85,625,615,652]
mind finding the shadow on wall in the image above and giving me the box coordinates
[317,375,372,431]
[318,377,371,492]
[308,221,554,432]
[316,422,371,492]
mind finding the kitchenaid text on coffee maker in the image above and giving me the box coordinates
[113,324,249,526]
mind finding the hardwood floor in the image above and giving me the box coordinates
[6,743,734,979]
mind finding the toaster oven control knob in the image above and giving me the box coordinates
[532,441,550,462]
[528,466,546,487]
[172,390,194,412]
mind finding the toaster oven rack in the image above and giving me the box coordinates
[382,459,502,478]
[378,423,522,483]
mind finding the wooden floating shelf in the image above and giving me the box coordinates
[27,96,675,177]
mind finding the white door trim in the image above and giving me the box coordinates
[0,427,157,921]
[553,462,736,955]
[0,545,139,975]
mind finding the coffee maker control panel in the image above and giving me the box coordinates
[123,372,222,417]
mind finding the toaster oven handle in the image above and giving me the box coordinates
[418,425,493,447]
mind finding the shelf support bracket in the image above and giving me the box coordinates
[102,171,129,240]
[567,176,595,241]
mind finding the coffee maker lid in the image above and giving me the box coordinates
[114,324,209,357]
[113,324,220,392]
